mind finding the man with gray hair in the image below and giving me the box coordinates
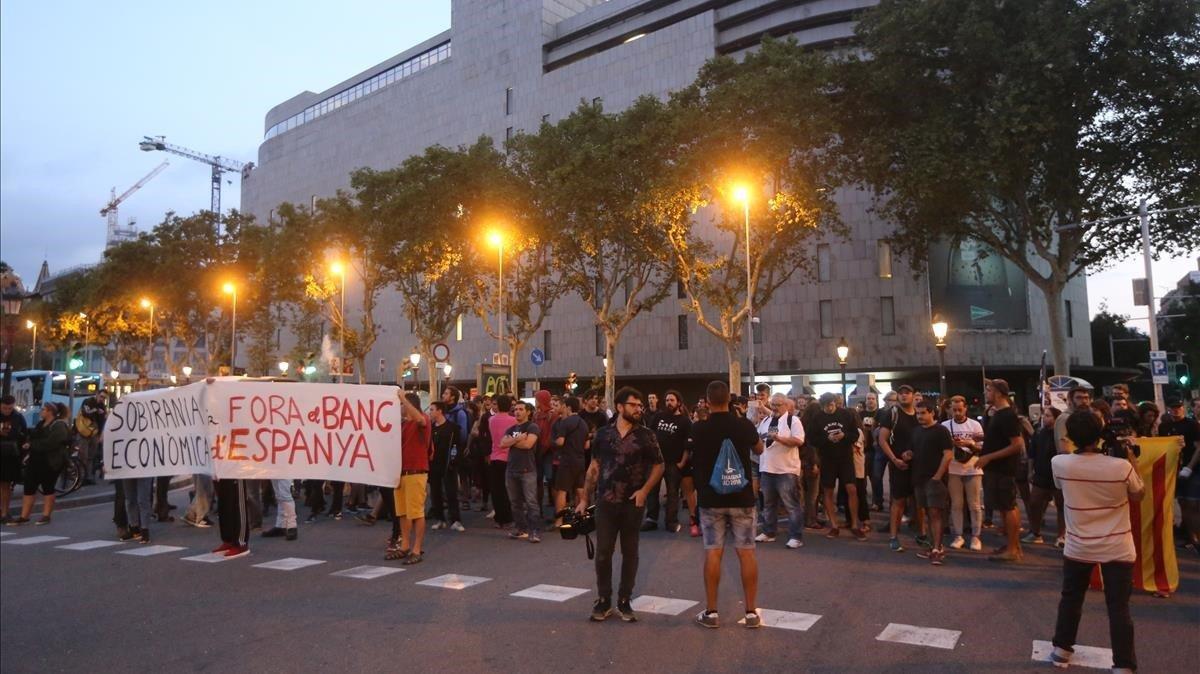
[755,393,806,548]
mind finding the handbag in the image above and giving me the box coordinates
[709,438,749,495]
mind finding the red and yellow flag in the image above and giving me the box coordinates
[1128,436,1183,594]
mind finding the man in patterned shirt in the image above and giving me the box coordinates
[578,386,664,623]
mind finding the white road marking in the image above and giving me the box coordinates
[332,565,406,580]
[2,535,69,546]
[182,552,237,563]
[416,573,491,590]
[876,623,961,650]
[1031,640,1114,670]
[511,584,589,602]
[253,557,326,571]
[0,531,15,537]
[755,608,822,631]
[630,595,699,616]
[57,540,124,551]
[117,545,187,557]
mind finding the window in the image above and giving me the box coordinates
[817,244,831,282]
[678,315,689,350]
[1065,300,1074,338]
[881,297,896,335]
[505,87,513,115]
[676,278,686,299]
[878,241,893,279]
[455,314,463,341]
[595,325,605,357]
[505,126,513,144]
[543,330,552,361]
[752,318,762,344]
[592,97,602,110]
[819,300,833,338]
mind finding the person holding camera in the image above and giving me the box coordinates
[1048,410,1143,673]
[578,387,664,622]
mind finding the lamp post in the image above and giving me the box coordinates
[1,284,24,395]
[182,365,193,384]
[733,185,754,395]
[486,230,505,362]
[331,261,346,383]
[278,361,290,377]
[932,315,949,401]
[26,320,37,369]
[836,337,849,403]
[410,350,421,393]
[140,298,154,374]
[222,282,237,371]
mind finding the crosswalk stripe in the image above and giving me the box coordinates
[182,552,237,563]
[511,584,589,602]
[253,557,326,571]
[876,623,961,650]
[57,540,125,551]
[630,595,698,616]
[1031,640,1113,670]
[416,573,491,590]
[117,545,187,557]
[2,535,69,546]
[332,565,406,580]
[756,608,822,631]
[0,531,15,537]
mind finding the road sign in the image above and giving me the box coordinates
[1150,351,1169,384]
[530,348,545,366]
[432,343,450,363]
[1132,278,1150,306]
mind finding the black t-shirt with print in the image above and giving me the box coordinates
[982,407,1022,477]
[880,407,918,456]
[654,412,692,464]
[690,411,760,509]
[504,421,540,473]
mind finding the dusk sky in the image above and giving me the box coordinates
[1,1,1194,326]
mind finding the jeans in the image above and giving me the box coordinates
[304,480,343,516]
[1053,558,1136,671]
[271,479,296,529]
[948,473,983,537]
[506,470,539,534]
[429,468,462,524]
[759,472,804,541]
[594,501,645,601]
[871,449,889,508]
[124,477,153,529]
[186,473,214,523]
[645,462,683,528]
[488,460,512,525]
[153,475,173,520]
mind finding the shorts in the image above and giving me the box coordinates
[889,464,914,500]
[914,478,949,510]
[1181,472,1200,502]
[679,460,693,479]
[983,471,1018,511]
[699,506,756,550]
[554,462,584,491]
[22,456,60,496]
[392,473,429,520]
[0,448,21,484]
[819,448,856,489]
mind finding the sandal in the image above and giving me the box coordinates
[402,552,424,565]
[385,546,410,561]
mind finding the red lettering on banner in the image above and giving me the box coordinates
[336,432,354,465]
[267,428,291,464]
[248,428,268,462]
[313,432,333,465]
[279,396,304,425]
[288,429,311,465]
[228,396,246,422]
[250,396,267,423]
[377,401,394,432]
[228,428,249,460]
[320,396,342,429]
[212,434,225,460]
[349,435,374,470]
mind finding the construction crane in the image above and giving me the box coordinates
[138,135,254,234]
[100,160,170,248]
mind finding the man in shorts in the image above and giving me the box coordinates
[390,391,431,565]
[879,384,921,551]
[552,396,589,528]
[808,392,866,540]
[977,379,1026,563]
[691,380,765,629]
[910,400,954,565]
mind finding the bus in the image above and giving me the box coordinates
[9,370,106,426]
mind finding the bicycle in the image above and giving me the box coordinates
[54,451,86,497]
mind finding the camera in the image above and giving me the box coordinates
[557,505,596,540]
[1103,412,1141,460]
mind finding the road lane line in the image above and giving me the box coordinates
[876,623,961,650]
[2,535,69,546]
[57,540,124,550]
[117,545,187,557]
[630,595,699,616]
[753,608,822,631]
[332,565,406,580]
[253,557,326,571]
[416,573,491,590]
[511,584,589,602]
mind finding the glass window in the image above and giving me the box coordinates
[678,315,689,350]
[881,296,896,336]
[592,97,603,109]
[505,87,513,115]
[543,329,552,361]
[819,300,833,338]
[878,241,892,279]
[541,114,550,124]
[506,127,513,144]
[1065,300,1074,338]
[455,314,463,341]
[676,278,686,299]
[752,319,762,344]
[817,244,831,282]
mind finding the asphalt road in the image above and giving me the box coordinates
[2,490,1198,673]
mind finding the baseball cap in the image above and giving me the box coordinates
[986,378,1011,397]
[1166,398,1184,408]
[818,392,838,405]
[896,384,914,393]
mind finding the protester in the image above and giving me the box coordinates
[692,380,764,629]
[910,400,953,565]
[552,396,589,528]
[755,393,806,549]
[942,395,985,551]
[1024,406,1064,547]
[645,390,691,533]
[1049,410,1142,673]
[389,392,431,564]
[1160,398,1199,552]
[810,392,867,540]
[977,379,1026,563]
[182,474,216,528]
[75,390,107,484]
[6,402,68,527]
[261,479,298,541]
[0,395,29,524]
[879,385,920,551]
[870,391,898,511]
[487,395,517,529]
[533,390,556,518]
[428,401,465,533]
[1055,387,1092,454]
[502,400,542,543]
[579,387,663,623]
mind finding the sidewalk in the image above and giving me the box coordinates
[6,475,194,515]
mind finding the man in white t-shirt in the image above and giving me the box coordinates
[754,394,806,549]
[1048,410,1143,673]
[941,396,985,551]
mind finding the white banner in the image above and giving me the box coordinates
[105,379,403,487]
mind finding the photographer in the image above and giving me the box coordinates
[1048,410,1143,672]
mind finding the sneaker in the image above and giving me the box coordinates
[900,514,911,524]
[34,515,51,526]
[916,548,932,559]
[853,527,868,542]
[485,510,496,520]
[355,513,377,526]
[430,520,447,531]
[988,550,1023,563]
[742,609,762,629]
[285,528,298,541]
[590,597,613,621]
[969,536,983,552]
[119,528,139,542]
[695,609,719,629]
[5,517,29,527]
[804,522,826,531]
[1021,532,1044,544]
[529,532,541,544]
[915,534,932,549]
[450,521,466,532]
[138,528,150,544]
[224,545,250,559]
[982,520,995,529]
[670,523,682,533]
[1050,645,1073,669]
[754,532,776,543]
[889,537,905,553]
[948,536,966,550]
[689,524,701,537]
[509,530,529,540]
[305,514,319,524]
[930,548,945,566]
[261,527,286,538]
[212,542,234,554]
[331,511,343,521]
[786,538,804,549]
[1055,536,1066,549]
[617,598,637,622]
[825,527,840,539]
[640,520,658,532]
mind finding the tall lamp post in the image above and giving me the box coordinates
[330,261,346,383]
[836,337,849,403]
[486,230,505,363]
[1,286,23,395]
[140,298,154,374]
[733,185,754,395]
[26,320,37,369]
[222,282,238,371]
[932,315,949,401]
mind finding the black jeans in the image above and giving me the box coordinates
[1053,558,1136,671]
[428,467,461,524]
[216,479,249,547]
[154,475,172,520]
[113,479,128,529]
[594,501,645,601]
[304,480,343,516]
[488,460,512,525]
[645,462,683,528]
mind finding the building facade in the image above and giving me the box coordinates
[242,0,1092,399]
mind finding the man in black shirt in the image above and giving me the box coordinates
[1160,398,1200,550]
[910,400,954,565]
[0,395,30,524]
[809,392,867,541]
[879,384,921,552]
[427,402,463,532]
[502,401,542,542]
[552,396,589,528]
[578,387,663,623]
[691,380,765,630]
[977,379,1026,562]
[644,391,692,533]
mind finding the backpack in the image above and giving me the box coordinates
[709,437,750,495]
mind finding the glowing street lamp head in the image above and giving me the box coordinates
[732,185,750,204]
[486,230,503,248]
[442,363,452,377]
[110,370,120,380]
[25,320,35,329]
[140,298,152,309]
[222,282,236,295]
[78,312,87,319]
[836,337,850,364]
[330,261,345,277]
[278,361,290,374]
[409,351,421,367]
[181,365,193,377]
[931,315,949,343]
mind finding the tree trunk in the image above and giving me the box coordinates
[509,342,520,397]
[1042,281,1070,377]
[726,341,742,393]
[426,358,438,400]
[604,333,617,413]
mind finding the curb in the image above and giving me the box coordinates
[6,476,194,515]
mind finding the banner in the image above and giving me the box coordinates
[1129,436,1182,595]
[105,379,404,487]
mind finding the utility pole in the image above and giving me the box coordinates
[1139,199,1164,411]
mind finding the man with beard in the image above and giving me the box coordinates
[644,390,692,532]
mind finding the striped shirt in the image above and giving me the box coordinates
[1052,453,1144,563]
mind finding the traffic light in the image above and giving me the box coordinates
[1175,362,1191,388]
[66,341,84,371]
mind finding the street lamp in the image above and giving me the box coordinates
[222,282,238,370]
[182,365,193,384]
[932,315,949,401]
[732,184,754,396]
[836,337,850,403]
[140,298,154,374]
[278,361,290,376]
[410,350,421,392]
[330,261,346,383]
[486,229,505,362]
[442,363,452,378]
[26,320,37,369]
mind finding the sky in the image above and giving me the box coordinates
[1,0,1195,323]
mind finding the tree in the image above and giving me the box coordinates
[664,39,844,390]
[1089,304,1148,368]
[510,99,676,409]
[837,0,1200,376]
[1160,280,1200,382]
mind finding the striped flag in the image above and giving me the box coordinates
[1128,436,1183,594]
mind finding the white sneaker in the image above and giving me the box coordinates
[948,536,965,550]
[485,510,495,520]
[430,520,446,530]
[754,533,776,543]
[786,538,804,549]
[450,521,466,532]
[1056,536,1065,549]
[969,536,983,552]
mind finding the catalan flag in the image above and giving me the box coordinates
[1128,436,1183,595]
